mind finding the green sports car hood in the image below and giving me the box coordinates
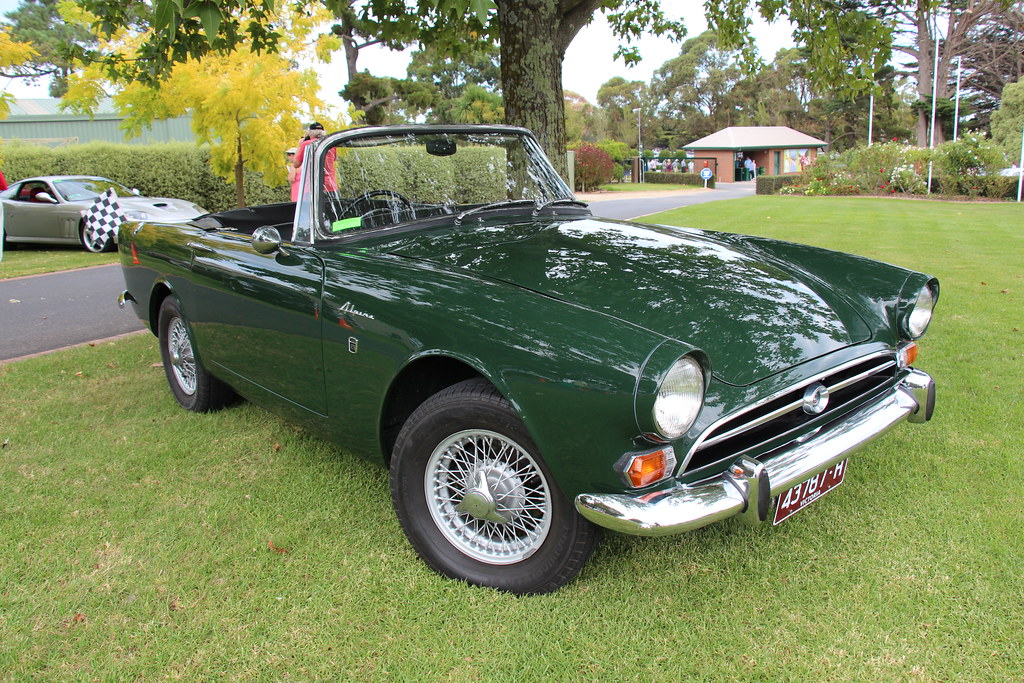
[388,216,872,385]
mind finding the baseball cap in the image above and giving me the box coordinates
[308,122,324,130]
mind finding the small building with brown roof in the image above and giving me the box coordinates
[684,126,827,183]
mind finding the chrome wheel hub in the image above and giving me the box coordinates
[426,429,552,564]
[167,317,197,396]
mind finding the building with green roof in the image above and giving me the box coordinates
[0,98,193,147]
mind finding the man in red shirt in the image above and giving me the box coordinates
[292,122,338,192]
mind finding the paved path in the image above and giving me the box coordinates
[580,181,756,220]
[0,264,144,362]
[0,184,754,361]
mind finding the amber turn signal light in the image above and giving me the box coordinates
[898,342,918,368]
[627,450,669,488]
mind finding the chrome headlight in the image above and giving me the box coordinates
[904,287,935,339]
[653,356,705,440]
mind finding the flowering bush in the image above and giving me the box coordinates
[572,143,615,191]
[748,136,1012,199]
[934,133,1013,198]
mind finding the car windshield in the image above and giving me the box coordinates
[309,129,577,239]
[53,178,133,202]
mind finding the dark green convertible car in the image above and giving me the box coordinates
[118,124,938,594]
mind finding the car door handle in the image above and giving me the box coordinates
[187,241,216,254]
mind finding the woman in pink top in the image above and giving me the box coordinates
[287,147,299,201]
[293,122,338,193]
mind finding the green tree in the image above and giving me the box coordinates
[954,2,1024,134]
[403,42,502,123]
[882,0,1020,145]
[991,79,1024,165]
[649,31,742,145]
[450,84,505,123]
[75,0,903,173]
[596,77,647,147]
[565,91,606,143]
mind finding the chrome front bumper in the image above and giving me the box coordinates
[575,368,935,536]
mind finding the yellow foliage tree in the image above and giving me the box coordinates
[61,3,348,207]
[0,29,37,121]
[1,29,37,172]
[1,28,37,167]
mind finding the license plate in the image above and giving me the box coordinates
[773,460,848,525]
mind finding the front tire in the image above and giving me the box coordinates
[390,379,599,594]
[157,297,234,412]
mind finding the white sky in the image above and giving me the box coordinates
[1,2,795,108]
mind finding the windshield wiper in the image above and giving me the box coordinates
[532,198,589,215]
[454,199,538,225]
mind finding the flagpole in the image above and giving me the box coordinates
[926,15,940,195]
[1017,120,1023,203]
[868,92,874,146]
[952,56,962,141]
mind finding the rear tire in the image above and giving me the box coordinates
[390,378,599,594]
[157,297,234,412]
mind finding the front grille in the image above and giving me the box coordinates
[682,353,899,475]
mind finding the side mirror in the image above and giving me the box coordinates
[131,188,142,196]
[252,226,287,255]
[34,191,58,204]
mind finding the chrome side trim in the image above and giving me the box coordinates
[575,368,934,537]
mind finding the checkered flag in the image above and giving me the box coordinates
[82,188,129,251]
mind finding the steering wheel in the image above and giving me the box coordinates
[351,189,414,214]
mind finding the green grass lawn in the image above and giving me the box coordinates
[596,181,700,192]
[1,197,1022,679]
[0,244,118,279]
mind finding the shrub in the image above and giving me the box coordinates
[336,146,506,204]
[645,171,710,188]
[595,139,631,162]
[842,141,931,194]
[573,143,615,191]
[756,175,798,195]
[0,142,512,211]
[934,133,1013,198]
[1,142,287,212]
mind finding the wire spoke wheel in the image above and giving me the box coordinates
[157,297,234,413]
[167,316,197,396]
[426,429,552,565]
[391,379,599,594]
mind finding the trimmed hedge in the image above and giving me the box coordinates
[646,171,712,189]
[1,142,288,212]
[756,174,799,195]
[2,141,573,211]
[336,146,510,203]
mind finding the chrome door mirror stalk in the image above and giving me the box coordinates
[252,226,287,255]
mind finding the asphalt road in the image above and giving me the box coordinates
[1,264,144,361]
[584,182,756,220]
[0,183,755,361]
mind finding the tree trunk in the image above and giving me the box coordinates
[496,0,601,180]
[235,134,245,208]
[912,0,1001,146]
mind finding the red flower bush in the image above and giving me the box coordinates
[573,143,615,192]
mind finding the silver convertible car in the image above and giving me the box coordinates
[0,175,207,252]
